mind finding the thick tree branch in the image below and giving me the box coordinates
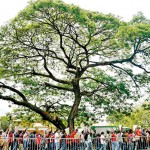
[0,83,27,102]
[85,56,134,69]
[45,82,73,92]
[0,87,66,129]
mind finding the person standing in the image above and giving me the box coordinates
[8,130,14,150]
[100,132,106,150]
[80,130,85,150]
[54,129,60,150]
[66,133,71,150]
[2,130,9,150]
[18,131,24,150]
[92,130,97,149]
[87,132,92,150]
[36,133,42,150]
[0,131,4,150]
[142,129,147,149]
[70,129,78,150]
[23,129,29,150]
[61,130,67,150]
[111,130,119,150]
[13,130,19,150]
[96,133,101,150]
[84,131,88,150]
[122,131,129,150]
[135,127,142,149]
[106,131,111,150]
[50,132,55,150]
[128,129,134,150]
[29,131,36,150]
[117,131,123,150]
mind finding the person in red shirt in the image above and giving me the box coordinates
[66,134,71,150]
[36,133,42,150]
[135,127,142,136]
[45,131,50,150]
[135,127,142,149]
[111,130,119,150]
[8,131,14,150]
[50,132,55,150]
[70,129,78,150]
[128,129,134,150]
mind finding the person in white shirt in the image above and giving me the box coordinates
[2,130,9,150]
[23,130,29,150]
[87,132,92,150]
[80,130,85,150]
[117,131,123,150]
[55,129,60,150]
[100,132,106,150]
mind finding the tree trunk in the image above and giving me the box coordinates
[68,79,81,133]
[68,118,74,134]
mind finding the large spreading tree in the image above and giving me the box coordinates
[0,0,150,132]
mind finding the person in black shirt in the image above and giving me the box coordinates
[61,130,66,150]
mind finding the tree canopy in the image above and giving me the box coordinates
[0,0,150,132]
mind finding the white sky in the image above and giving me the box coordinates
[0,0,150,115]
[0,0,150,26]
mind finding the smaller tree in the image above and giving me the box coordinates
[107,102,150,128]
[0,116,10,131]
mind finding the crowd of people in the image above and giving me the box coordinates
[0,127,150,150]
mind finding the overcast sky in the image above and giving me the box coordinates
[0,0,150,26]
[0,0,150,115]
